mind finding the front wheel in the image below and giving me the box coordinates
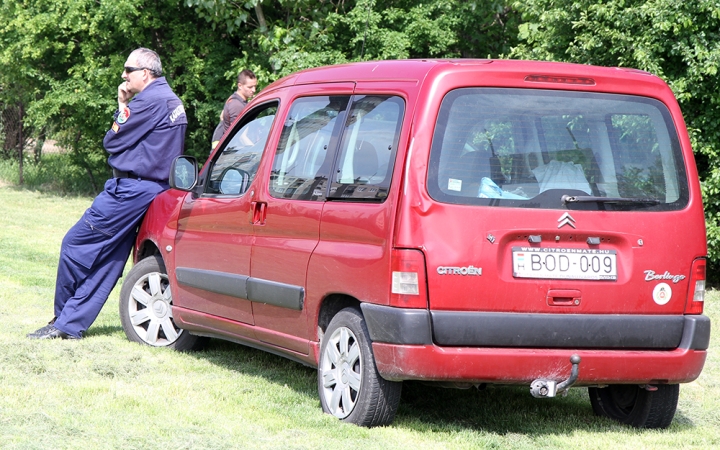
[588,384,679,429]
[119,255,204,351]
[318,307,402,427]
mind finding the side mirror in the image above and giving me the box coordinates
[219,168,250,195]
[169,156,198,191]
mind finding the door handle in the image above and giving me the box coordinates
[251,201,267,225]
[546,289,581,306]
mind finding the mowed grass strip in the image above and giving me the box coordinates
[0,185,717,450]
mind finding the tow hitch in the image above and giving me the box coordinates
[530,355,581,398]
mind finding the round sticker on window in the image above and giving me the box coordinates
[652,282,672,305]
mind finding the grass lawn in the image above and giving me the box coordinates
[0,185,717,449]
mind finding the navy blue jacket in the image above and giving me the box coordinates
[104,77,187,181]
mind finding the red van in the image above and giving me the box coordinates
[119,59,710,429]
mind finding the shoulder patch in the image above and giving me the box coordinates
[167,99,187,124]
[112,122,120,133]
[117,107,130,124]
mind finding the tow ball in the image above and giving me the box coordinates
[530,355,581,398]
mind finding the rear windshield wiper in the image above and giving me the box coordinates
[562,195,661,205]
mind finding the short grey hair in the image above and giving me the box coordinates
[130,48,162,78]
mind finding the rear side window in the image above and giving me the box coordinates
[269,95,405,202]
[427,88,688,211]
[329,96,405,201]
[270,96,349,201]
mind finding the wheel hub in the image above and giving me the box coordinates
[341,363,350,384]
[152,299,169,318]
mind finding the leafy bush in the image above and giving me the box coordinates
[512,0,720,282]
[0,153,97,196]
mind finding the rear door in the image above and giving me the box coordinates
[307,86,409,325]
[423,88,696,315]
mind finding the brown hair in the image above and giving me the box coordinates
[238,69,257,85]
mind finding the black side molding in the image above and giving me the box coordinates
[247,277,304,311]
[176,267,248,299]
[176,267,304,311]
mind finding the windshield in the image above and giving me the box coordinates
[427,88,688,211]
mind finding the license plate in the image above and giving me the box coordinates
[512,247,618,281]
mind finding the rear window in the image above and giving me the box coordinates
[427,88,689,211]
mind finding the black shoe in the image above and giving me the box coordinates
[26,317,58,338]
[27,325,81,340]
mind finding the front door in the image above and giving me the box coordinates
[172,102,279,329]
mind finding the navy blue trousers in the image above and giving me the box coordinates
[53,178,166,338]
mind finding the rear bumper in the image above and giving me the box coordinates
[371,344,707,384]
[360,303,710,383]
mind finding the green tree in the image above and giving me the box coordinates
[511,0,720,279]
[186,0,519,80]
[1,0,519,191]
[0,0,239,188]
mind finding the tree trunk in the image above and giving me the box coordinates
[255,2,268,32]
[17,102,24,185]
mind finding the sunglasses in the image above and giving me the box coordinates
[123,66,147,74]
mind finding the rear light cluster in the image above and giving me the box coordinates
[390,249,428,308]
[685,258,706,314]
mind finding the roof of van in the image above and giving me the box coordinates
[261,59,661,92]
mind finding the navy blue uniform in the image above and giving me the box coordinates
[53,77,186,338]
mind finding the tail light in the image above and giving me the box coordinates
[524,74,596,85]
[685,258,706,314]
[390,249,428,308]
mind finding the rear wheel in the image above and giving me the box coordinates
[588,384,679,429]
[318,307,402,427]
[119,255,204,351]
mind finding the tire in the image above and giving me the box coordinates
[119,255,203,351]
[588,384,679,429]
[318,307,402,427]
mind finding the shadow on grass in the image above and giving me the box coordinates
[195,338,317,396]
[186,337,694,434]
[84,324,124,338]
[398,381,694,434]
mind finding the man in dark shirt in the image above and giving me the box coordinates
[211,69,258,149]
[27,48,187,340]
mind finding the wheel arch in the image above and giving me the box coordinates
[135,239,163,264]
[316,294,362,340]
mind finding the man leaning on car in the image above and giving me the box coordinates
[27,47,187,340]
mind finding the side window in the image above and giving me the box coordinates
[329,96,405,201]
[269,96,349,200]
[205,103,278,195]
